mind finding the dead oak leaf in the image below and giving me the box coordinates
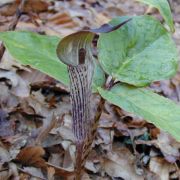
[16,146,46,168]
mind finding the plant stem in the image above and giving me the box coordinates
[74,77,115,179]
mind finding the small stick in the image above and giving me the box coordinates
[0,0,26,61]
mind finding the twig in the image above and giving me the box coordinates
[0,0,26,61]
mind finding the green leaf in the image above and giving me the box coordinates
[98,84,180,141]
[0,31,105,90]
[137,0,174,32]
[92,61,106,92]
[98,16,178,86]
[0,31,69,85]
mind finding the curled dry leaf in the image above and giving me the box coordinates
[103,147,143,180]
[16,146,46,168]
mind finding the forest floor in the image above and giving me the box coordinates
[0,0,180,179]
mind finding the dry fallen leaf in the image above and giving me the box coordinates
[47,162,74,178]
[136,132,180,163]
[19,166,46,179]
[16,146,46,168]
[103,147,143,180]
[149,157,179,180]
[0,109,14,137]
[0,0,49,16]
[156,132,180,163]
[47,166,55,180]
[0,69,29,97]
[1,51,30,71]
[0,146,11,164]
[85,160,99,173]
[47,12,78,28]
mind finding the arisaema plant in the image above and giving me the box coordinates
[0,0,179,179]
